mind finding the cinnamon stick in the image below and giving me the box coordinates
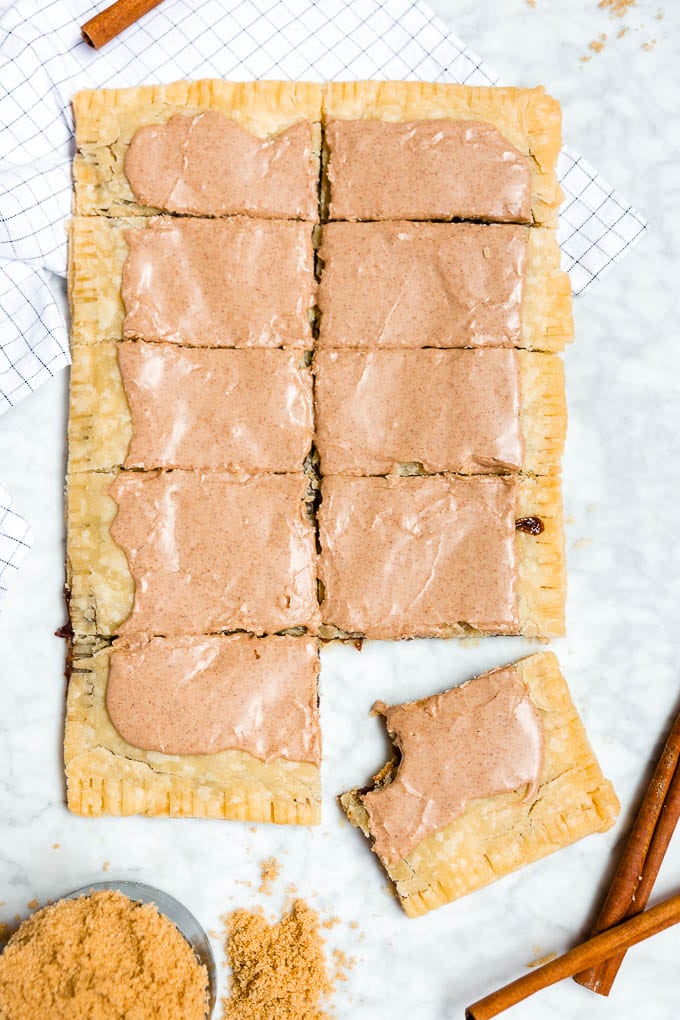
[465,891,680,1020]
[574,706,680,995]
[81,0,166,48]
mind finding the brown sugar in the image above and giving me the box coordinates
[223,900,333,1019]
[598,0,636,15]
[0,890,208,1020]
[589,33,608,52]
[258,857,281,896]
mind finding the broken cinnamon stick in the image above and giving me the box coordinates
[81,0,166,49]
[574,706,680,994]
[465,891,680,1020]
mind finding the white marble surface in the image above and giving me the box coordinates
[1,0,679,1017]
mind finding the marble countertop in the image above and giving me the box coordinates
[1,1,679,1017]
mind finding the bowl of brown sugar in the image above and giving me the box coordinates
[0,880,216,1019]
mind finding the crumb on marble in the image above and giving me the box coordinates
[598,0,636,16]
[322,916,340,930]
[588,32,608,54]
[527,950,558,968]
[642,38,656,50]
[102,861,110,873]
[52,843,60,850]
[259,857,281,896]
[27,900,39,911]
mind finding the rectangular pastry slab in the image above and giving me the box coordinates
[317,222,572,353]
[65,634,321,823]
[340,652,619,917]
[318,474,565,640]
[314,349,565,476]
[73,80,322,218]
[69,216,316,348]
[323,81,562,226]
[68,343,314,473]
[66,471,319,639]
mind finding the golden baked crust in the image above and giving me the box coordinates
[73,80,323,217]
[523,227,573,352]
[322,81,563,227]
[516,473,566,637]
[65,637,321,823]
[318,474,565,641]
[66,471,133,640]
[340,652,619,917]
[69,216,135,346]
[519,351,567,476]
[68,343,132,473]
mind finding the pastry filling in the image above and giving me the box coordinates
[124,112,318,218]
[106,634,321,762]
[109,472,319,636]
[121,217,315,347]
[314,349,523,475]
[362,666,545,864]
[318,475,520,637]
[317,222,526,348]
[325,119,532,222]
[117,344,313,472]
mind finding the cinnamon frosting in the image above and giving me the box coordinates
[124,113,318,218]
[325,119,532,222]
[317,222,526,348]
[110,472,319,636]
[122,217,315,347]
[314,349,523,475]
[106,634,321,763]
[318,476,519,638]
[362,666,544,864]
[118,344,313,471]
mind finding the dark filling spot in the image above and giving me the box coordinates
[515,516,544,535]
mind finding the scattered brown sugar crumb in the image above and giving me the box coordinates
[589,32,608,52]
[618,25,629,36]
[332,947,355,983]
[322,916,340,929]
[102,860,111,872]
[527,950,558,968]
[223,899,333,1019]
[26,899,39,910]
[258,857,281,895]
[0,890,208,1020]
[526,0,536,6]
[642,38,656,49]
[52,843,60,850]
[598,0,636,15]
[349,920,359,930]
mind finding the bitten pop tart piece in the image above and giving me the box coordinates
[316,222,572,353]
[73,80,322,219]
[318,475,565,640]
[65,633,321,823]
[68,216,316,348]
[323,82,562,226]
[314,349,565,477]
[66,471,319,639]
[340,652,619,917]
[68,344,314,474]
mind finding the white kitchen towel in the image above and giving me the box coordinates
[0,479,32,600]
[0,0,647,599]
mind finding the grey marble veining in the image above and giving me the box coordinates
[1,1,679,1017]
